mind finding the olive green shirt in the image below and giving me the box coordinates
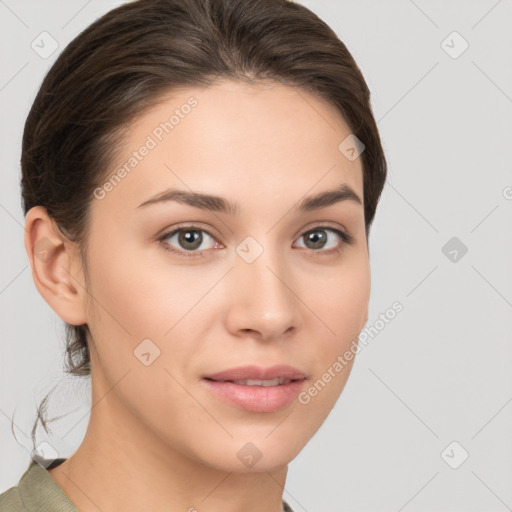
[0,459,76,511]
[0,459,295,511]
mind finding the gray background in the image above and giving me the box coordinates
[1,1,511,510]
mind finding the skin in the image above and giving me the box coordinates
[25,79,370,512]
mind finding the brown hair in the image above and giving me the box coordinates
[20,0,387,452]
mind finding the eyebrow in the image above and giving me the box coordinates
[136,183,362,214]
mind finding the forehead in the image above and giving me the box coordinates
[94,79,364,216]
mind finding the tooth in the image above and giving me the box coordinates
[233,378,290,386]
[261,378,280,387]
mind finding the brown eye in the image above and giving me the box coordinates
[294,226,352,252]
[161,227,219,254]
[177,229,203,250]
[303,229,328,249]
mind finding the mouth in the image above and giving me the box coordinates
[201,365,308,413]
[206,377,296,387]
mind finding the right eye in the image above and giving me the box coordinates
[159,225,223,257]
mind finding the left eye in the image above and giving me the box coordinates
[294,227,346,251]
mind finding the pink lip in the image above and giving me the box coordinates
[202,364,308,413]
[204,364,307,382]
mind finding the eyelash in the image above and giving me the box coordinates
[158,224,353,258]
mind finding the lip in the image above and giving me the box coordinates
[204,364,307,382]
[202,364,308,413]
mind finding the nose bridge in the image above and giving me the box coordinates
[239,238,293,308]
[228,234,300,338]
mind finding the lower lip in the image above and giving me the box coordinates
[202,378,306,413]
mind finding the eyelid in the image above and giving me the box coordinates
[295,221,350,240]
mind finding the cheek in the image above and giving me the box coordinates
[311,256,370,344]
[303,256,370,400]
[84,240,223,380]
[86,242,194,336]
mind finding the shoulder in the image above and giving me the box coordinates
[0,487,25,511]
[0,463,30,511]
[0,458,75,512]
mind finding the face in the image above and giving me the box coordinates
[79,79,370,472]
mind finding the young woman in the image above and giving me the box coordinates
[0,0,387,510]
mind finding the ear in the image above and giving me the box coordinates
[24,206,88,326]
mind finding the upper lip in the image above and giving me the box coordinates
[204,364,307,382]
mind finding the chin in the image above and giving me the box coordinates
[191,431,309,474]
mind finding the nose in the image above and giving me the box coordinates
[224,246,303,342]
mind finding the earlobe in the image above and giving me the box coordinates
[24,206,88,326]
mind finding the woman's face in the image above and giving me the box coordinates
[79,79,370,472]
